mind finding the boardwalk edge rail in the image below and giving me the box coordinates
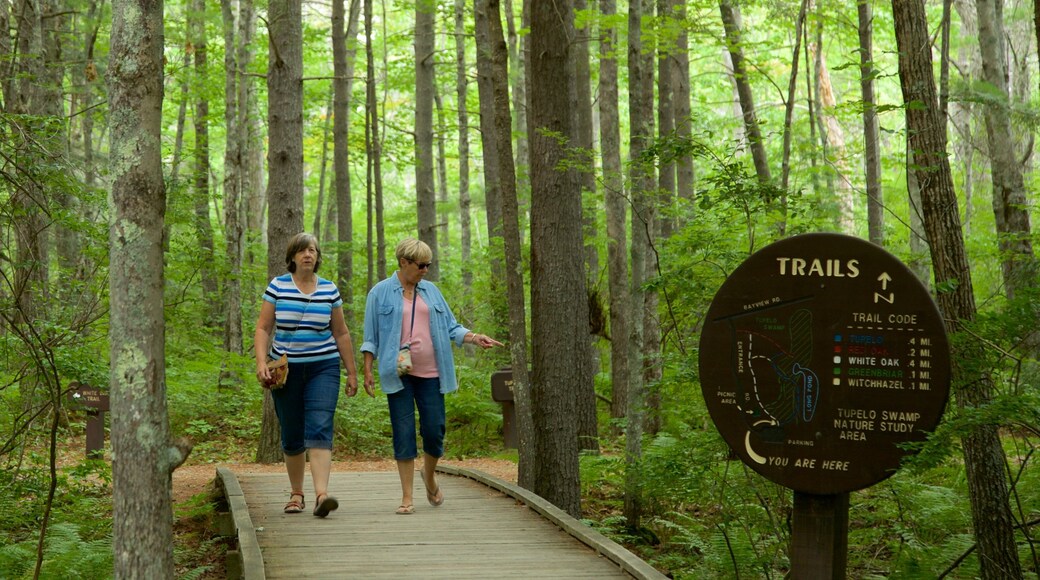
[214,467,266,580]
[437,464,667,580]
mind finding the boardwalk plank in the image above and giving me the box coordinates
[237,471,634,579]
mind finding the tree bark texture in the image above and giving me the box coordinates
[527,0,587,519]
[473,0,504,279]
[415,0,438,279]
[481,0,535,491]
[258,0,304,463]
[454,0,472,292]
[974,0,1037,302]
[334,0,361,319]
[672,0,694,211]
[220,0,244,355]
[858,0,884,246]
[892,1,1023,577]
[191,0,218,310]
[599,0,630,425]
[719,0,771,184]
[108,0,190,576]
[626,0,655,527]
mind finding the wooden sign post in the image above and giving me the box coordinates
[698,233,951,578]
[68,382,110,459]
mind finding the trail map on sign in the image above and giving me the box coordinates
[699,234,951,494]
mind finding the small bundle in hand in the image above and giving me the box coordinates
[264,354,289,389]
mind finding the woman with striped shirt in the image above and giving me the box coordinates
[254,232,369,517]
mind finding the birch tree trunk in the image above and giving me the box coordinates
[893,1,1023,577]
[528,0,587,518]
[257,0,304,464]
[108,0,191,575]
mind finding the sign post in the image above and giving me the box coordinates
[698,233,950,578]
[68,382,110,459]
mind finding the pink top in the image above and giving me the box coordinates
[403,294,438,378]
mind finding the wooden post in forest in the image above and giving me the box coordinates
[699,233,951,578]
[68,381,111,459]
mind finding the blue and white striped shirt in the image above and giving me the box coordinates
[264,274,343,363]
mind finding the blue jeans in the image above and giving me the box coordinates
[272,357,340,455]
[387,375,445,460]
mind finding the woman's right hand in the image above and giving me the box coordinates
[363,370,375,396]
[256,362,271,386]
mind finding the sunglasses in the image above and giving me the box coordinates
[409,259,432,270]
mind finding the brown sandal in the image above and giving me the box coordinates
[313,494,339,518]
[284,491,305,514]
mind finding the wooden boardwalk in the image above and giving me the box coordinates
[215,466,665,579]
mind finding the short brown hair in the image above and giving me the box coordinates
[285,232,322,273]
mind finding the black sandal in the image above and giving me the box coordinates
[313,494,339,518]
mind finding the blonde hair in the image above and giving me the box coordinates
[395,238,432,266]
[285,232,322,273]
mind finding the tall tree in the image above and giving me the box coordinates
[474,0,504,276]
[599,0,630,425]
[858,0,884,246]
[527,0,588,518]
[454,0,472,292]
[503,0,529,198]
[190,0,218,312]
[574,0,600,452]
[364,0,386,287]
[108,0,191,575]
[333,0,361,319]
[480,0,535,491]
[257,0,304,463]
[893,0,1023,577]
[672,0,694,209]
[415,0,438,279]
[221,0,244,356]
[719,0,770,184]
[975,0,1037,301]
[626,0,655,528]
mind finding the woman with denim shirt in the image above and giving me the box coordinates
[361,238,502,515]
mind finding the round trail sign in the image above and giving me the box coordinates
[699,233,951,494]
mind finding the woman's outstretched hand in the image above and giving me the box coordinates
[470,333,504,349]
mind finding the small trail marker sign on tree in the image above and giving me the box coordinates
[699,233,951,578]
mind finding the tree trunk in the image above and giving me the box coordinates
[503,0,528,201]
[474,0,504,275]
[892,1,1023,577]
[975,0,1037,301]
[626,0,655,528]
[109,0,190,575]
[191,0,218,313]
[574,0,599,453]
[780,0,808,193]
[719,0,771,184]
[599,0,630,427]
[221,0,244,356]
[314,89,334,240]
[481,0,535,491]
[257,0,305,464]
[810,30,855,234]
[859,0,884,246]
[415,0,438,280]
[454,0,472,292]
[333,0,361,319]
[905,149,931,287]
[672,0,694,212]
[239,0,264,303]
[434,83,450,252]
[528,0,587,518]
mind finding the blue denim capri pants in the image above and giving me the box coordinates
[272,357,340,455]
[387,375,446,460]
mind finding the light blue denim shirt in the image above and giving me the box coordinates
[360,273,470,394]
